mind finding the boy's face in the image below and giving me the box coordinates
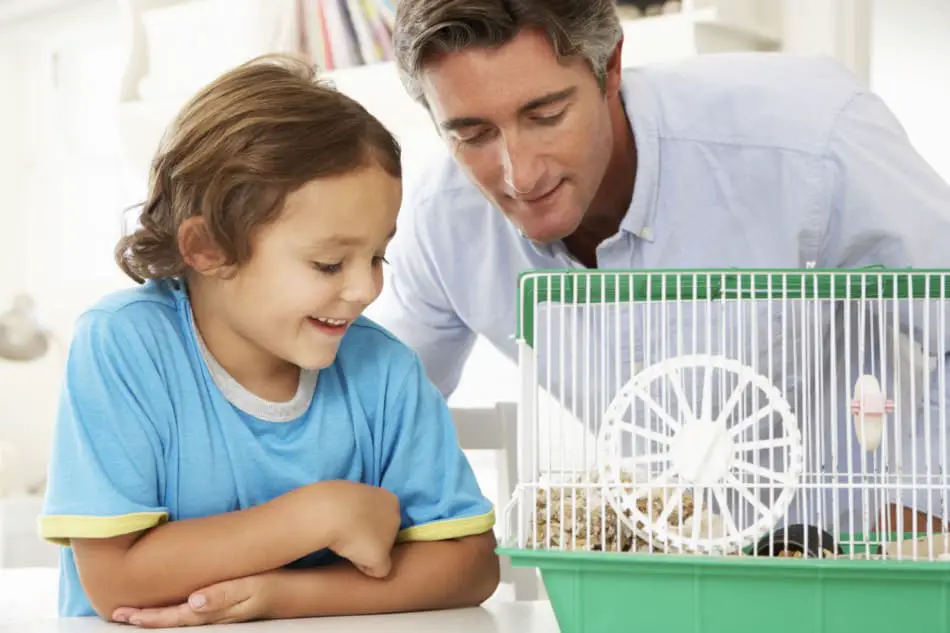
[214,163,402,373]
[419,28,621,244]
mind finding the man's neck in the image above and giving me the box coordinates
[562,95,637,268]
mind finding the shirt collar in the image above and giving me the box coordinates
[520,69,661,258]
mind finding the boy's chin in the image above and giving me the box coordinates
[290,346,340,372]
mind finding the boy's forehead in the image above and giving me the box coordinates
[273,214,397,253]
[273,170,400,247]
[306,226,398,248]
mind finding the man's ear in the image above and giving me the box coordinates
[604,35,624,97]
[178,216,233,278]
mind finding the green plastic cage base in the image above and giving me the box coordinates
[498,544,950,633]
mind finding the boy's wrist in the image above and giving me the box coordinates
[300,480,396,552]
[262,568,332,621]
[258,570,292,620]
[299,480,349,549]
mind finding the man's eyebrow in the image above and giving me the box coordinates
[439,87,577,132]
[440,116,489,133]
[516,86,577,116]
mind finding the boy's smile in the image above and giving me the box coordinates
[307,316,351,335]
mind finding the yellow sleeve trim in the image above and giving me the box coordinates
[39,512,169,546]
[396,508,495,543]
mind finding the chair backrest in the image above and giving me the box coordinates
[450,401,540,601]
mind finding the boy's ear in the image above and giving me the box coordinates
[178,217,233,277]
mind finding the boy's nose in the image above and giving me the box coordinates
[341,268,380,306]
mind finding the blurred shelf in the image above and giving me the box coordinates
[112,0,784,175]
[0,0,98,24]
[619,3,782,68]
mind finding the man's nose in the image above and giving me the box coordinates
[500,134,545,198]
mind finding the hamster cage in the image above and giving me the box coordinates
[497,268,950,633]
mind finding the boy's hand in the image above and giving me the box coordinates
[111,572,277,628]
[323,481,402,578]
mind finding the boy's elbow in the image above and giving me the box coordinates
[461,530,501,606]
[71,533,155,621]
[81,565,150,621]
[472,554,501,606]
[81,569,141,621]
[87,596,125,624]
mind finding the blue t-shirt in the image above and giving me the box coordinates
[40,279,495,617]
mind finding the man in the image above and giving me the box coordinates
[376,0,950,399]
[373,0,950,542]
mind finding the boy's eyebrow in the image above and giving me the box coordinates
[440,86,577,132]
[313,227,397,247]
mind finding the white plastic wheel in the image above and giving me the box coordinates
[596,354,803,555]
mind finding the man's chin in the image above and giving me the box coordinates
[518,218,580,245]
[523,231,566,245]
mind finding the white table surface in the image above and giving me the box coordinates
[0,568,561,632]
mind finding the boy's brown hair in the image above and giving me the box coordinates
[115,54,402,283]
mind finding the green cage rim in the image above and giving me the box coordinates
[495,544,950,571]
[515,267,950,348]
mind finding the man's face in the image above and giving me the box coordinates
[420,28,621,244]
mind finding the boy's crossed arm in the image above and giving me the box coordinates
[111,529,500,628]
[267,531,500,618]
[70,480,400,620]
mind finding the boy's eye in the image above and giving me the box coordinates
[313,257,387,273]
[313,261,342,274]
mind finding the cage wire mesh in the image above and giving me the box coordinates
[503,269,950,562]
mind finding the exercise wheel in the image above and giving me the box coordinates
[596,354,804,554]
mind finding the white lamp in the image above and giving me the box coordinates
[0,295,51,362]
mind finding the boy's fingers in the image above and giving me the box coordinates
[109,578,254,628]
[113,602,203,628]
[111,608,135,623]
[191,576,254,612]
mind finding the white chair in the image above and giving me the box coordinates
[450,402,541,601]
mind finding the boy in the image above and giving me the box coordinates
[39,54,499,626]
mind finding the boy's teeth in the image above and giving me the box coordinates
[315,317,347,326]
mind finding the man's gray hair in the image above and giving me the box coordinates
[392,0,623,106]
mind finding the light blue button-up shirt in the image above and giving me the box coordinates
[377,53,950,393]
[371,52,950,536]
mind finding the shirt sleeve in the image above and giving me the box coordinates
[819,90,950,515]
[40,308,171,546]
[366,191,478,399]
[819,89,950,270]
[375,351,495,542]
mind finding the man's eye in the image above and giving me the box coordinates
[456,127,494,146]
[534,111,565,125]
